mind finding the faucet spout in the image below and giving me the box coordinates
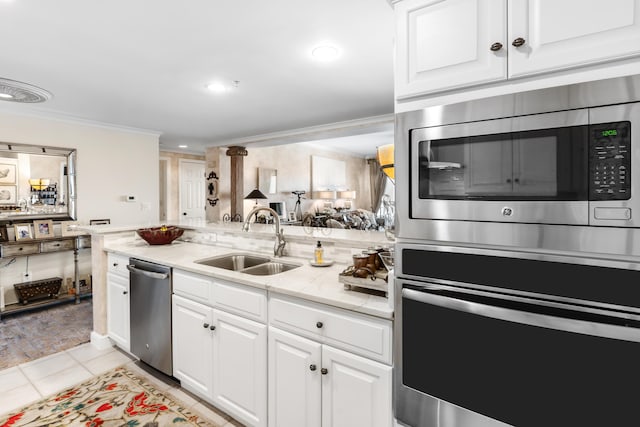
[242,206,287,257]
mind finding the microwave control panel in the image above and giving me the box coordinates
[589,121,631,200]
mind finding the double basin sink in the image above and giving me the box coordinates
[195,253,300,276]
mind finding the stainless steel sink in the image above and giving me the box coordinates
[194,253,271,271]
[241,261,301,276]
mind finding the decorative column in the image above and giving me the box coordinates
[226,146,248,221]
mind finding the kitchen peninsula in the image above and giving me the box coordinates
[87,220,394,427]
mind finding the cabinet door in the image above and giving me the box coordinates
[268,327,322,427]
[395,0,507,98]
[172,295,214,400]
[509,0,640,77]
[212,309,267,427]
[106,272,130,351]
[321,346,392,427]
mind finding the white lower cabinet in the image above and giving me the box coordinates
[172,294,214,400]
[106,253,130,352]
[268,300,393,427]
[269,327,322,427]
[172,293,267,427]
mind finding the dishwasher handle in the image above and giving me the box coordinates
[127,264,169,280]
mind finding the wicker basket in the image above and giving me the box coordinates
[13,277,63,305]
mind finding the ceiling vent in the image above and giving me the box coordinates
[0,78,52,103]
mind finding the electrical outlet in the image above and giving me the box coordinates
[22,271,32,282]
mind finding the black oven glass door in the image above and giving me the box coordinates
[401,285,640,427]
[417,125,589,200]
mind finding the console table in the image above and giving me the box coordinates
[0,235,91,320]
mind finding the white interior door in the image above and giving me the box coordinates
[179,159,205,220]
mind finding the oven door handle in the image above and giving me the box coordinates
[403,287,640,343]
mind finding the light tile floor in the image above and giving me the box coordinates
[0,343,243,427]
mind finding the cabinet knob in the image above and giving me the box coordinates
[490,42,503,51]
[113,262,118,267]
[512,37,526,47]
[123,291,128,295]
[209,325,216,331]
[321,368,328,375]
[316,321,323,329]
[309,364,317,371]
[203,323,210,328]
[506,179,512,183]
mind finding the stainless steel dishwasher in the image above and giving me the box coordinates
[127,258,173,376]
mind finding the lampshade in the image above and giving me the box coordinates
[376,144,394,180]
[337,190,356,200]
[244,189,267,200]
[29,178,50,191]
[314,190,337,200]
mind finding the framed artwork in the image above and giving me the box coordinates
[0,185,16,204]
[90,219,110,225]
[14,223,33,241]
[33,219,54,239]
[0,163,16,184]
[0,225,8,242]
[61,220,83,236]
[287,211,297,221]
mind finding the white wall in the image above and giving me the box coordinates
[0,111,160,307]
[0,111,160,226]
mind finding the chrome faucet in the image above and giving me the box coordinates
[242,206,286,257]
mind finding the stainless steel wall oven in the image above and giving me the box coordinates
[394,244,640,427]
[394,76,640,427]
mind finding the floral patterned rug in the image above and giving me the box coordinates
[0,367,222,427]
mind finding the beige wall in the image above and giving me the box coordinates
[0,110,161,308]
[206,143,371,221]
[0,111,160,225]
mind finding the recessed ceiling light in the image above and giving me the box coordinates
[311,44,340,62]
[207,82,229,93]
[178,144,188,148]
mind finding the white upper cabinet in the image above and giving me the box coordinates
[509,0,640,77]
[395,0,640,100]
[395,0,507,98]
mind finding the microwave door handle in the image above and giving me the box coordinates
[402,287,640,343]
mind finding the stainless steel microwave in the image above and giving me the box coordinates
[395,75,640,258]
[410,103,637,227]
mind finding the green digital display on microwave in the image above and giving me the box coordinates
[601,129,618,137]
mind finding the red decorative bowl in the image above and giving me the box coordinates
[136,226,184,245]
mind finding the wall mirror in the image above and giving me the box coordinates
[0,142,76,222]
[258,167,277,194]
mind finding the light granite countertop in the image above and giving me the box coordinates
[102,229,394,320]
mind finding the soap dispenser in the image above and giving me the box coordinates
[314,241,324,264]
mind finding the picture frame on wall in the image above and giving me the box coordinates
[0,163,16,184]
[0,185,17,204]
[287,211,297,222]
[14,223,33,241]
[33,219,54,239]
